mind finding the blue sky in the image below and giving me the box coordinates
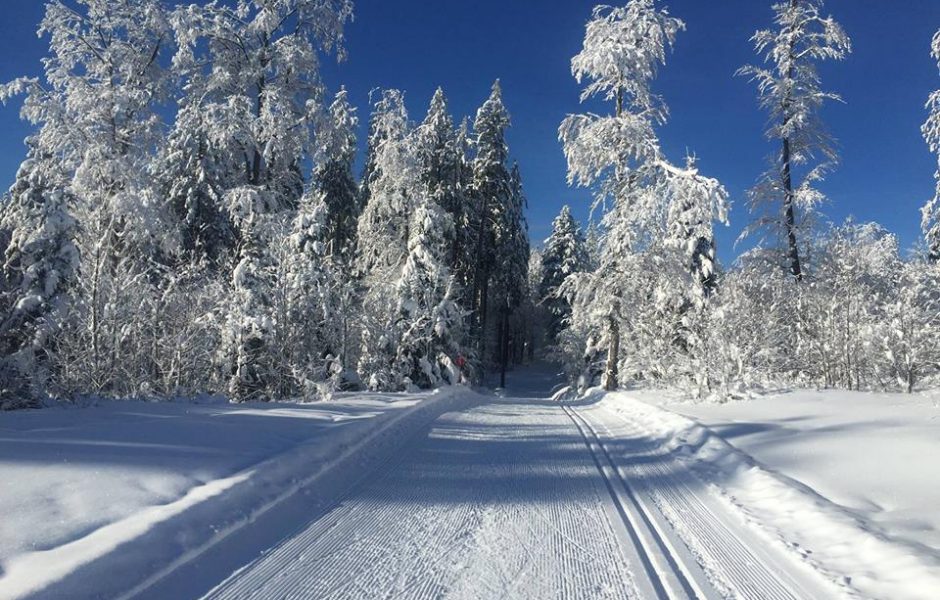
[1,1,939,261]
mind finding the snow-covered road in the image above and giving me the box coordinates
[194,394,840,600]
[9,374,938,599]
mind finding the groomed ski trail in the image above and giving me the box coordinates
[195,387,844,599]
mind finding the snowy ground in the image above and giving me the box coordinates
[0,389,476,599]
[3,373,940,599]
[658,389,940,554]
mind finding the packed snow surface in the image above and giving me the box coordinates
[660,389,940,553]
[0,390,473,599]
[3,374,940,599]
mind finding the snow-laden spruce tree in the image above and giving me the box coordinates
[469,81,514,354]
[157,91,237,268]
[738,0,851,280]
[272,191,345,399]
[559,1,728,392]
[416,88,463,271]
[490,163,530,385]
[356,90,423,389]
[0,157,78,407]
[452,117,476,297]
[357,90,416,276]
[393,197,465,389]
[219,190,277,402]
[539,205,589,343]
[171,0,354,211]
[921,30,940,261]
[314,87,360,261]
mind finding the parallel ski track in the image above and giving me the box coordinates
[561,403,716,600]
[592,404,838,600]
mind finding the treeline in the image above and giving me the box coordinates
[0,0,531,408]
[535,0,940,398]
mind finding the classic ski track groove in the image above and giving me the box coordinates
[592,403,845,599]
[562,403,716,600]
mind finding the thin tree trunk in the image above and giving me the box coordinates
[603,311,620,391]
[500,309,509,388]
[782,0,803,282]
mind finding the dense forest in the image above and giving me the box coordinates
[1,0,940,409]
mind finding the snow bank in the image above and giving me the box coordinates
[604,391,940,600]
[0,388,479,599]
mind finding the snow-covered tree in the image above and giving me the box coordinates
[490,162,530,384]
[0,158,78,407]
[881,260,940,392]
[314,87,360,261]
[356,90,417,276]
[393,198,464,389]
[273,191,345,399]
[219,191,277,402]
[738,0,851,280]
[469,81,513,352]
[158,93,237,267]
[416,88,463,270]
[2,0,178,393]
[921,30,940,261]
[539,205,589,342]
[559,1,728,391]
[171,0,354,211]
[356,90,423,388]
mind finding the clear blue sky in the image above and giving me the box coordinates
[1,1,939,261]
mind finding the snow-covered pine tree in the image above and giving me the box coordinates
[394,196,464,390]
[738,0,851,280]
[539,205,589,343]
[921,29,940,261]
[0,157,78,407]
[470,81,513,355]
[490,163,530,385]
[273,190,344,399]
[219,190,277,402]
[314,87,360,261]
[416,88,462,271]
[356,90,423,389]
[158,91,237,268]
[356,90,417,277]
[452,116,477,305]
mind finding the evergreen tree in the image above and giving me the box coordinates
[219,191,276,402]
[539,205,589,343]
[416,88,461,269]
[0,158,78,407]
[470,81,513,354]
[314,87,360,261]
[394,197,464,389]
[158,93,237,268]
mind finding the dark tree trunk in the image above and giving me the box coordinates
[603,312,620,391]
[782,136,802,281]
